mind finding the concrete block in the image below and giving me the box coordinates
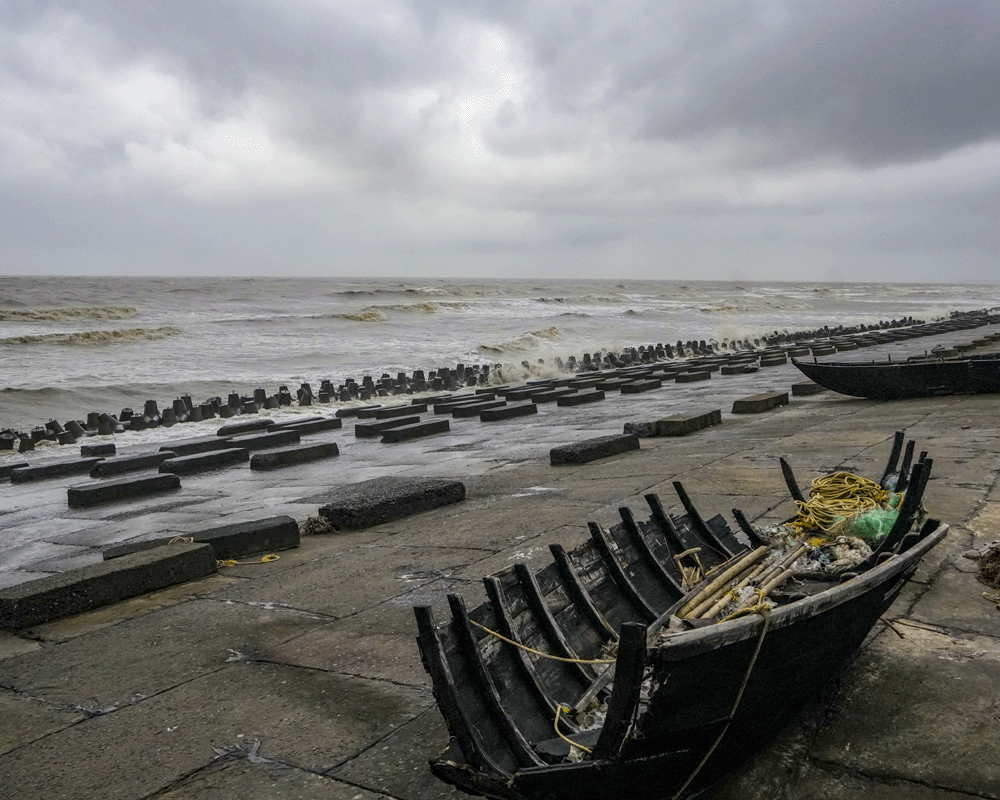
[216,419,273,436]
[226,429,301,451]
[530,388,577,403]
[594,378,630,391]
[620,379,663,394]
[676,370,712,383]
[480,403,538,421]
[556,390,605,407]
[433,395,492,414]
[451,400,506,417]
[67,474,182,508]
[0,462,29,480]
[380,419,450,442]
[80,443,116,457]
[372,403,428,419]
[315,476,466,530]
[250,442,340,470]
[10,458,104,483]
[158,436,234,457]
[731,391,790,414]
[336,405,380,418]
[355,416,421,437]
[158,448,249,474]
[550,433,640,465]
[623,421,659,437]
[656,409,723,436]
[721,364,756,375]
[759,354,788,366]
[0,542,215,630]
[90,451,175,478]
[268,417,342,435]
[791,381,826,397]
[497,387,537,402]
[103,516,299,561]
[566,378,602,390]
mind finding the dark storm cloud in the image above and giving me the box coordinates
[1,1,998,281]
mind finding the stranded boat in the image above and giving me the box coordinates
[792,353,1000,400]
[413,433,946,800]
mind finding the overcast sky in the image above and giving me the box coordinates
[2,1,998,282]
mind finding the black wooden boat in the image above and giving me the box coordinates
[792,353,1000,400]
[414,434,946,800]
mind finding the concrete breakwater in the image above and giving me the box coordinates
[2,309,995,454]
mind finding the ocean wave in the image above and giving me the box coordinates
[479,327,561,354]
[338,309,386,322]
[534,294,625,304]
[0,326,181,346]
[0,306,137,321]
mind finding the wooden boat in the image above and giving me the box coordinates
[413,433,947,800]
[792,353,1000,400]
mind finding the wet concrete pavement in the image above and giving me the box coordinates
[1,329,999,799]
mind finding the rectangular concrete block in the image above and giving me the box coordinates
[497,387,538,402]
[216,419,273,436]
[550,433,640,465]
[250,442,340,470]
[721,363,757,375]
[676,370,712,383]
[355,416,421,437]
[731,391,790,414]
[375,403,427,419]
[556,390,605,407]
[269,417,343,435]
[159,448,249,474]
[566,378,602,390]
[10,458,105,483]
[623,421,659,437]
[380,419,450,442]
[103,515,300,561]
[336,404,380,418]
[792,381,826,396]
[315,476,466,530]
[0,462,29,480]
[159,436,234,457]
[530,388,577,403]
[226,429,301,451]
[451,400,506,417]
[480,403,538,421]
[0,542,216,630]
[67,473,182,508]
[90,451,175,478]
[620,379,663,394]
[656,409,723,436]
[433,395,493,414]
[594,378,630,391]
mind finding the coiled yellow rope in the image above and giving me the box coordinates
[788,472,890,533]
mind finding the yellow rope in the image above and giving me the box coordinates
[169,536,195,544]
[469,619,615,665]
[788,472,890,533]
[217,554,280,567]
[554,704,593,755]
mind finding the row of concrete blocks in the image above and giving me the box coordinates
[0,476,467,631]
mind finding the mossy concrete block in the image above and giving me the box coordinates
[158,436,234,457]
[216,419,273,437]
[10,458,105,483]
[90,451,175,478]
[623,421,659,438]
[550,433,640,465]
[0,542,215,630]
[158,448,249,474]
[67,473,182,508]
[226,429,301,451]
[792,381,826,397]
[656,409,722,436]
[80,443,116,457]
[250,442,340,470]
[620,379,663,394]
[355,416,420,437]
[480,403,538,421]
[380,419,450,442]
[315,476,466,530]
[103,515,299,561]
[731,391,790,414]
[556,390,605,407]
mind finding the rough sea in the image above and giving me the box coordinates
[1,275,997,434]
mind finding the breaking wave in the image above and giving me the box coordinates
[479,327,562,354]
[0,326,181,346]
[338,309,386,322]
[0,306,137,321]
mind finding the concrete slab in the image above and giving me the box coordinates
[249,442,340,470]
[0,691,85,756]
[310,476,466,530]
[157,759,386,799]
[550,433,640,465]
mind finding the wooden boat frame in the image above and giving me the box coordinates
[413,433,947,800]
